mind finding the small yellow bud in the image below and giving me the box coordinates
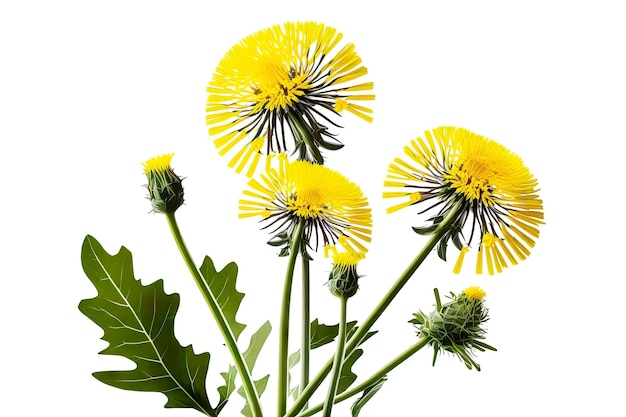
[328,252,363,298]
[463,286,486,301]
[143,154,184,214]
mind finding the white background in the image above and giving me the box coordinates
[1,1,621,416]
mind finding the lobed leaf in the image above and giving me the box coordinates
[230,322,272,417]
[309,319,357,349]
[78,235,216,416]
[216,365,237,414]
[338,349,363,394]
[199,256,247,341]
[337,328,378,394]
[238,375,270,417]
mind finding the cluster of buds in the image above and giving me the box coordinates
[410,286,496,371]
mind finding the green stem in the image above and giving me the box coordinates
[300,256,311,406]
[278,219,305,417]
[297,338,429,417]
[321,296,348,417]
[286,202,463,417]
[287,110,323,164]
[165,212,263,417]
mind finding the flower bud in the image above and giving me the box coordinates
[328,252,363,298]
[410,286,496,371]
[143,153,184,214]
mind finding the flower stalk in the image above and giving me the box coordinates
[300,256,311,404]
[287,201,463,417]
[277,218,305,417]
[165,212,263,417]
[321,295,348,417]
[298,337,429,417]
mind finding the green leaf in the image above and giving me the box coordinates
[338,329,378,394]
[215,322,272,415]
[78,235,215,416]
[216,365,237,414]
[287,351,301,400]
[242,321,272,371]
[288,350,301,368]
[199,256,246,341]
[229,322,272,417]
[238,375,270,417]
[287,319,358,401]
[310,319,357,349]
[351,377,387,417]
[338,349,363,394]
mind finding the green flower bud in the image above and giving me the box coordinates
[328,252,363,298]
[143,153,184,214]
[410,286,496,371]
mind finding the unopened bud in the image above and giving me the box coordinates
[143,153,184,214]
[410,286,496,371]
[328,252,363,298]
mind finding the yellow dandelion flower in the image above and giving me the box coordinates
[206,21,374,176]
[383,126,544,275]
[240,156,372,256]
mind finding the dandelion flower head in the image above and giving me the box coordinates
[384,126,544,274]
[206,21,374,176]
[240,155,372,256]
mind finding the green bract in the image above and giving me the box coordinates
[328,261,360,298]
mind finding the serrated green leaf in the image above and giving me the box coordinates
[216,365,237,414]
[337,349,363,394]
[287,319,357,401]
[242,321,272,371]
[287,350,301,400]
[337,329,378,394]
[238,375,270,417]
[219,322,271,416]
[351,377,387,417]
[310,319,357,349]
[78,235,215,416]
[199,256,246,341]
